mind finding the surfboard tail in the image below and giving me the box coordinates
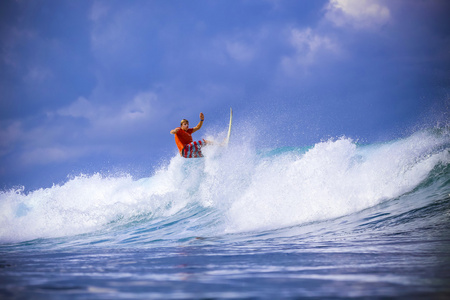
[224,107,233,146]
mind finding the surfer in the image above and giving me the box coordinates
[170,112,209,158]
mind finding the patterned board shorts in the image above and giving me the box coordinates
[181,140,205,158]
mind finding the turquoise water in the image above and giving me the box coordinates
[1,128,449,299]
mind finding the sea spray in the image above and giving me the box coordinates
[224,132,449,233]
[0,128,448,243]
[0,172,191,243]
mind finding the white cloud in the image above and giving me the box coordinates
[325,0,390,29]
[19,146,88,166]
[121,92,157,122]
[57,92,160,131]
[24,66,53,83]
[16,91,162,167]
[225,41,255,62]
[291,28,337,58]
[89,3,140,61]
[89,1,110,22]
[208,27,272,65]
[1,28,37,68]
[281,27,339,72]
[57,97,95,119]
[0,121,22,156]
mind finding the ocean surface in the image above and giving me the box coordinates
[1,127,449,299]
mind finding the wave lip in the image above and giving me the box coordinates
[225,129,449,233]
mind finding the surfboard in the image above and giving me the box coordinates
[224,107,233,145]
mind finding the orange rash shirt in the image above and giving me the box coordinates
[174,128,194,153]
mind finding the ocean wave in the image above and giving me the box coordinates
[0,127,448,244]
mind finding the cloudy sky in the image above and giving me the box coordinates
[1,0,449,190]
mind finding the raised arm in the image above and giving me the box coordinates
[170,128,180,134]
[192,112,205,133]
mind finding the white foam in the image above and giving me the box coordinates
[224,130,449,233]
[0,166,192,242]
[0,129,448,242]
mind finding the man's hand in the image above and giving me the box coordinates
[193,112,205,133]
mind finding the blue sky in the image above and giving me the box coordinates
[1,0,449,190]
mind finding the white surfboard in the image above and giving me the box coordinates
[224,107,233,145]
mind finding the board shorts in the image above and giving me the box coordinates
[181,140,205,158]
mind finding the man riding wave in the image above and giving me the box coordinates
[170,112,210,158]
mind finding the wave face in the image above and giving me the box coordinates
[0,127,449,246]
